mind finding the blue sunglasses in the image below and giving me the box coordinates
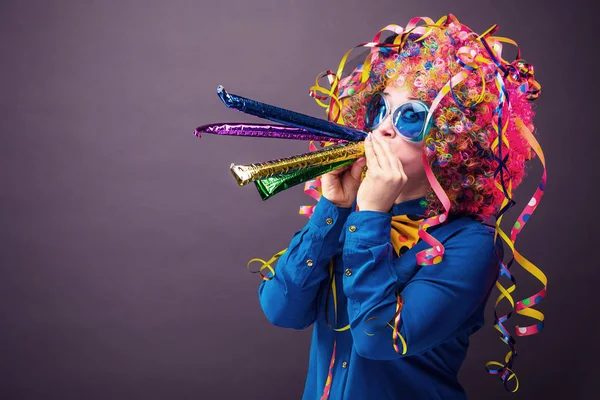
[364,92,432,142]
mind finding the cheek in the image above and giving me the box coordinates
[393,142,425,177]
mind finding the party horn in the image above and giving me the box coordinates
[195,122,346,143]
[216,85,367,142]
[253,158,356,200]
[230,141,365,186]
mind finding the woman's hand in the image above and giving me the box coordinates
[320,156,367,208]
[356,132,408,212]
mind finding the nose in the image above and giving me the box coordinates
[373,113,396,138]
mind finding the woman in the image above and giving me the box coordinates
[254,14,545,399]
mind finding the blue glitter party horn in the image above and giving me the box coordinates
[216,85,367,142]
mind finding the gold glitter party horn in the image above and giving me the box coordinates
[230,141,365,187]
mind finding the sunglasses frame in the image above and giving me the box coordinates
[365,92,433,143]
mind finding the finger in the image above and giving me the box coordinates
[348,157,367,182]
[390,154,405,176]
[375,134,402,173]
[364,134,381,171]
[379,138,404,180]
[372,133,392,171]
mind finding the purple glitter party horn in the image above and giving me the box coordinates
[195,123,346,143]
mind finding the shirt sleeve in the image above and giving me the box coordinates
[341,210,499,360]
[258,196,353,330]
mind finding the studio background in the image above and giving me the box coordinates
[1,0,597,398]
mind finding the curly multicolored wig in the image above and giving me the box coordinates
[305,14,547,392]
[311,17,539,220]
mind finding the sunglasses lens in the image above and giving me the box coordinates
[393,102,428,141]
[365,93,387,130]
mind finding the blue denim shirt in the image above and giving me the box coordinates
[258,195,501,400]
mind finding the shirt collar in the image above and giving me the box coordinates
[390,196,427,217]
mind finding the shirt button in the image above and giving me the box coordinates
[326,218,333,225]
[306,259,314,267]
[342,361,348,368]
[345,268,352,276]
[349,225,356,232]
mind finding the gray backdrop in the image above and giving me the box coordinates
[1,0,597,399]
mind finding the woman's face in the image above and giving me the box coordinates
[369,84,428,184]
